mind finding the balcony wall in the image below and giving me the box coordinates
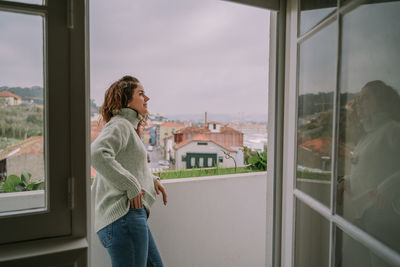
[91,172,267,267]
[0,190,44,213]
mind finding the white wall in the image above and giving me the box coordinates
[91,172,267,267]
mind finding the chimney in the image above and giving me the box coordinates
[204,112,208,128]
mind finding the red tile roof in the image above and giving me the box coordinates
[175,126,208,134]
[220,126,242,134]
[174,133,236,152]
[300,137,332,154]
[161,122,185,128]
[0,91,21,99]
[300,137,350,157]
[0,136,43,160]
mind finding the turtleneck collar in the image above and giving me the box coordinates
[116,108,143,129]
[360,112,391,133]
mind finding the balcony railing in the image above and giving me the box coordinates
[91,172,268,267]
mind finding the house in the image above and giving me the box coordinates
[174,121,244,150]
[0,90,22,105]
[174,133,243,169]
[173,121,244,169]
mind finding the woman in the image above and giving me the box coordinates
[91,75,167,267]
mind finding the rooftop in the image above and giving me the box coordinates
[160,122,185,128]
[0,91,21,99]
[174,133,237,152]
[0,136,43,160]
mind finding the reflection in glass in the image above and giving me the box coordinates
[296,22,337,206]
[4,0,43,5]
[336,228,397,267]
[336,1,400,262]
[0,11,45,214]
[299,0,336,35]
[295,199,330,267]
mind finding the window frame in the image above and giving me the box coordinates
[280,0,400,266]
[0,0,89,261]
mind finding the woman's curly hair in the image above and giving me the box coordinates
[361,80,400,122]
[100,75,140,123]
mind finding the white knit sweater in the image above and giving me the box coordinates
[91,108,157,232]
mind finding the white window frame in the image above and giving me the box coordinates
[280,0,400,266]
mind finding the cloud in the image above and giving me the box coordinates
[90,0,270,115]
[0,11,43,87]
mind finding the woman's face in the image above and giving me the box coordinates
[127,83,150,116]
[357,87,378,118]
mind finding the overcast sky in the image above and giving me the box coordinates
[89,0,270,116]
[0,0,270,116]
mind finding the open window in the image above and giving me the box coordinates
[0,0,88,265]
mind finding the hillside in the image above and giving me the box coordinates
[0,101,43,149]
[0,86,43,104]
[0,86,99,114]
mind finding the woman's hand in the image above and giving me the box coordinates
[155,179,168,206]
[130,190,145,209]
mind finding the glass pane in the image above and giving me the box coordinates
[296,22,337,206]
[336,228,398,267]
[3,0,43,5]
[295,199,330,267]
[0,11,45,214]
[299,0,336,35]
[336,1,400,254]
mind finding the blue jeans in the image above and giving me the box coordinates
[97,207,164,267]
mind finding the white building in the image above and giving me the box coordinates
[0,91,22,105]
[174,134,244,169]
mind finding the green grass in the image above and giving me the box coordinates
[154,166,263,180]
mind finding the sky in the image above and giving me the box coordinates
[0,11,43,88]
[2,1,400,117]
[0,0,271,118]
[89,0,270,116]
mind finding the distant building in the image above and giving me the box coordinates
[141,129,150,144]
[0,91,22,105]
[174,134,243,169]
[174,122,243,150]
[164,136,174,162]
[173,117,244,169]
[159,122,185,147]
